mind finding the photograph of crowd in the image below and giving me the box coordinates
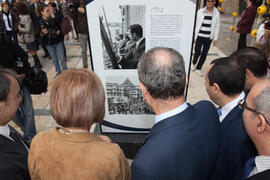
[99,5,146,69]
[106,78,153,114]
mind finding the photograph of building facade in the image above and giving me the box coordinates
[106,78,154,114]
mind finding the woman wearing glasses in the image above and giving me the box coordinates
[192,0,220,77]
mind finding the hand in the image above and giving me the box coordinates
[56,30,60,35]
[17,74,25,80]
[77,7,85,13]
[212,40,217,46]
[42,28,48,34]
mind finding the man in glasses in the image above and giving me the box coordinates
[233,80,270,179]
[205,57,257,180]
[230,47,269,92]
[191,0,220,77]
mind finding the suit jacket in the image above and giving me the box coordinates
[0,129,30,180]
[210,106,257,180]
[131,101,220,180]
[246,169,270,180]
[0,10,18,32]
[120,38,145,69]
[237,5,257,34]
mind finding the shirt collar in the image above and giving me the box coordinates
[219,91,245,122]
[0,124,13,140]
[155,103,188,124]
[255,156,270,173]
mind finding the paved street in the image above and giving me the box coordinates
[10,13,257,134]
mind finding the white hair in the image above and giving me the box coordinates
[255,86,270,124]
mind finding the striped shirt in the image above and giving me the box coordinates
[248,156,270,177]
[198,9,213,38]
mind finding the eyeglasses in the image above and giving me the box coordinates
[238,99,269,125]
[206,0,215,2]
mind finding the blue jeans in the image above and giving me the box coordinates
[13,86,37,140]
[6,30,18,44]
[46,41,67,74]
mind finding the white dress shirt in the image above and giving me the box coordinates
[248,156,270,177]
[155,103,188,125]
[0,124,14,141]
[219,91,245,122]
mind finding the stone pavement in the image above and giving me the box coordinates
[11,13,246,134]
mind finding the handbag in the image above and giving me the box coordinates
[27,66,48,95]
[60,16,72,35]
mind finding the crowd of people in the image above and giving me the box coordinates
[1,44,270,179]
[1,0,270,179]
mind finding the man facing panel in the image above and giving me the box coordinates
[131,47,220,180]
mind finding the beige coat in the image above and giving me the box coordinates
[18,15,35,43]
[28,128,130,180]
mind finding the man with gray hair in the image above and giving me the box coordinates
[131,47,220,180]
[233,80,270,179]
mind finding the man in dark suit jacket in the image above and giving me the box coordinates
[131,47,220,180]
[205,57,257,180]
[0,69,30,180]
[232,80,270,180]
[119,24,145,69]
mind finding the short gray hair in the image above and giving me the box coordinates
[138,47,186,99]
[255,86,270,123]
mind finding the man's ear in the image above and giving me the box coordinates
[256,114,267,134]
[185,76,188,89]
[246,69,254,81]
[0,101,5,113]
[212,82,221,95]
[139,82,148,98]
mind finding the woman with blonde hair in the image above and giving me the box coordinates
[28,68,130,180]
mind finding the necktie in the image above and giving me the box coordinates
[241,156,256,179]
[217,107,222,117]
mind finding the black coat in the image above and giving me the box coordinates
[0,126,30,180]
[40,17,64,46]
[0,35,30,85]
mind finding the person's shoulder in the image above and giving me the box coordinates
[193,100,216,111]
[30,129,53,147]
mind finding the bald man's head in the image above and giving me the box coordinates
[138,47,186,99]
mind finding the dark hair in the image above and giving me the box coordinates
[138,47,186,99]
[36,3,47,17]
[250,0,257,5]
[48,2,56,8]
[129,24,143,38]
[1,2,8,8]
[208,57,245,96]
[0,68,19,102]
[203,0,219,7]
[118,34,123,39]
[230,47,268,78]
[15,1,29,15]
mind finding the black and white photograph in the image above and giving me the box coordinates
[106,76,153,115]
[99,5,146,69]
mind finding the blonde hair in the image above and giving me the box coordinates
[50,69,105,130]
